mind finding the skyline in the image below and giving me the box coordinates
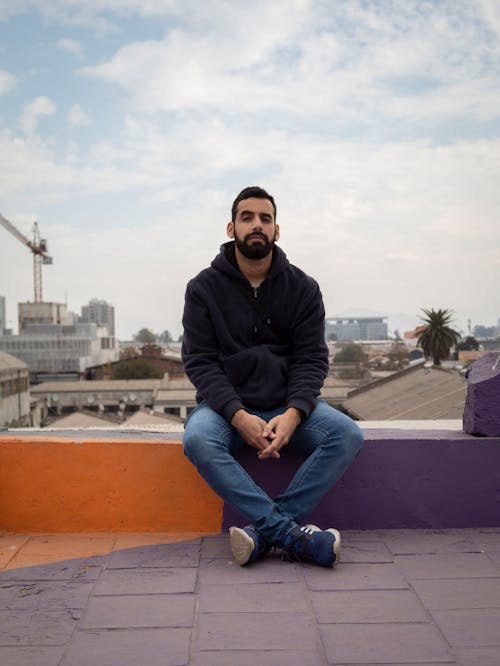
[1,1,500,339]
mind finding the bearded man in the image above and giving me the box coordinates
[181,186,363,567]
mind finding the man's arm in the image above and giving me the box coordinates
[182,283,244,420]
[285,278,329,417]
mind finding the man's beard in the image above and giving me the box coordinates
[234,231,275,260]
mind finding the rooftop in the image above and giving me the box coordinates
[1,528,499,665]
[1,422,499,665]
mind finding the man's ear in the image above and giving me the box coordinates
[275,223,280,241]
[226,221,235,238]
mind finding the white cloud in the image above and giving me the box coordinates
[19,96,57,135]
[57,38,82,56]
[0,69,15,94]
[67,104,91,127]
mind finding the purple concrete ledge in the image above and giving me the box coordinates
[223,428,500,531]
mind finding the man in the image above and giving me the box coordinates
[182,186,363,567]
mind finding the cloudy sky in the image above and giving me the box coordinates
[1,0,499,340]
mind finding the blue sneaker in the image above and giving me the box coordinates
[229,525,272,566]
[282,524,341,567]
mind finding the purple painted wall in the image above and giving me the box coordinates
[222,429,500,531]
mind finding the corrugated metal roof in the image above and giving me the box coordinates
[342,365,467,420]
[0,350,28,371]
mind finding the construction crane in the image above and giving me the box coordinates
[0,212,53,303]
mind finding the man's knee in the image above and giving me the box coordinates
[345,419,364,458]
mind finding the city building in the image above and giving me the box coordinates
[80,298,115,337]
[0,350,30,427]
[325,316,388,341]
[0,322,119,383]
[18,301,75,332]
[0,294,6,335]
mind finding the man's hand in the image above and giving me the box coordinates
[230,410,279,458]
[259,407,302,460]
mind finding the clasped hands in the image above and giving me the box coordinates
[230,407,302,460]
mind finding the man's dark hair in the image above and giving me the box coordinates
[231,186,277,222]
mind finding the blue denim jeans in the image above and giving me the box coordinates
[183,400,363,546]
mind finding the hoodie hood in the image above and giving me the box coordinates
[211,241,289,279]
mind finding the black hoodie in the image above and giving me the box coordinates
[182,241,329,422]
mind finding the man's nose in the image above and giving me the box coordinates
[252,217,263,230]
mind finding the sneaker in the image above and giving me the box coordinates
[282,524,341,567]
[229,525,271,566]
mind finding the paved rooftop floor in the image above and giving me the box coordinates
[1,528,499,665]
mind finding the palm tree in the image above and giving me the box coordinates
[417,308,461,366]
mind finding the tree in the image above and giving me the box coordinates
[133,328,156,344]
[387,340,409,370]
[417,308,461,366]
[158,329,173,343]
[457,336,480,351]
[334,343,368,363]
[111,359,163,380]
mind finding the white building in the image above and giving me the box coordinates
[0,322,119,382]
[326,316,388,341]
[0,351,30,427]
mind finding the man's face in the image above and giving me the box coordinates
[227,197,280,260]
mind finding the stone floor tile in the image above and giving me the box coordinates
[305,562,408,591]
[462,529,500,551]
[196,612,317,651]
[112,532,202,550]
[383,530,481,555]
[0,609,80,646]
[0,646,65,665]
[320,623,454,663]
[0,534,30,569]
[0,580,94,610]
[19,534,115,558]
[411,578,500,610]
[80,593,195,629]
[201,534,232,559]
[341,541,393,563]
[431,608,500,647]
[93,567,197,595]
[198,555,299,584]
[0,556,104,581]
[61,628,191,666]
[311,589,428,623]
[198,581,308,612]
[396,553,500,579]
[106,542,200,569]
[190,650,324,665]
[486,550,500,568]
[454,646,500,665]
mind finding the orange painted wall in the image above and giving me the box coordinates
[0,436,223,533]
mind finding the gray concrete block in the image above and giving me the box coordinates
[190,650,324,665]
[311,589,428,623]
[196,612,317,651]
[341,540,393,562]
[396,553,500,579]
[0,609,79,645]
[0,557,104,581]
[80,594,195,629]
[61,628,191,666]
[320,622,455,663]
[305,562,408,590]
[431,608,500,647]
[412,578,500,610]
[383,530,481,555]
[106,542,200,569]
[198,555,299,585]
[198,582,308,613]
[454,646,500,665]
[0,581,94,611]
[0,646,65,666]
[93,567,197,595]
